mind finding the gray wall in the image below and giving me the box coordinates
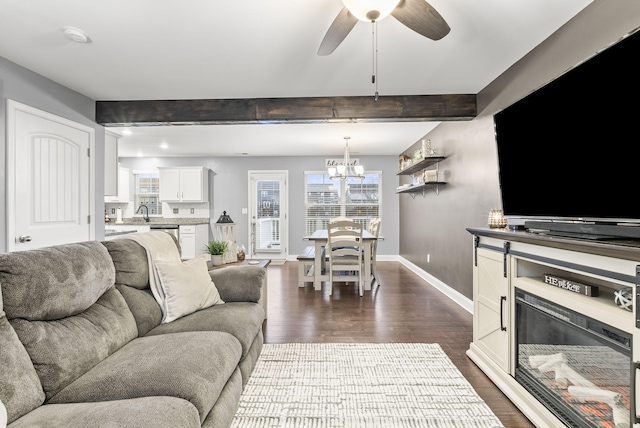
[119,155,400,258]
[0,57,106,251]
[399,0,640,300]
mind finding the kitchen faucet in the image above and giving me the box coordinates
[136,204,150,222]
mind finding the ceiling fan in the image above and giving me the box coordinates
[318,0,450,56]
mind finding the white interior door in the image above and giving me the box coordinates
[6,100,95,251]
[248,170,288,262]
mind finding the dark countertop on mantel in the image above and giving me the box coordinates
[105,217,210,226]
[467,227,640,262]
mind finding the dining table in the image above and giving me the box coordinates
[304,229,377,291]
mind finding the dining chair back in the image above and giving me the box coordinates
[367,218,381,287]
[327,219,364,297]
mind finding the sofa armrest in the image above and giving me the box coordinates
[209,265,265,303]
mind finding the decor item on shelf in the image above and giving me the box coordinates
[543,274,599,297]
[216,211,234,223]
[487,210,507,228]
[206,240,228,266]
[423,170,438,183]
[398,155,411,171]
[237,244,246,261]
[327,136,364,180]
[422,138,436,157]
[614,287,633,311]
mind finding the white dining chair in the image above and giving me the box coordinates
[367,218,381,287]
[327,219,364,297]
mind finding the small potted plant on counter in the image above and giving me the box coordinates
[206,240,228,266]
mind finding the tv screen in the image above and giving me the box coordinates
[494,28,640,224]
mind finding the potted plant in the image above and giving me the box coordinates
[206,240,228,266]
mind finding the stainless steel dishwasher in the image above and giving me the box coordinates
[149,224,179,240]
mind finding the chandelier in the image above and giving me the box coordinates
[328,136,365,180]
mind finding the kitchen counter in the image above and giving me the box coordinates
[105,218,210,226]
[104,229,139,237]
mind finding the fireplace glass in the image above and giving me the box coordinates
[515,289,633,428]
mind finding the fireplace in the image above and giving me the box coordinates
[515,289,633,428]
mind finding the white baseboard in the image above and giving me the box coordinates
[398,257,473,314]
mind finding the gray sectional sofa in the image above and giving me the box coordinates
[0,233,266,428]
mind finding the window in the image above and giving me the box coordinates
[304,171,381,235]
[133,171,162,216]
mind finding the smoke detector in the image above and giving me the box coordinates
[62,27,92,44]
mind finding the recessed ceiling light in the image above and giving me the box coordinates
[136,152,143,157]
[160,143,169,149]
[62,26,92,44]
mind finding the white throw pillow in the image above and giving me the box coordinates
[154,256,224,323]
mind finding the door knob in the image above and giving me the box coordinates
[18,235,32,243]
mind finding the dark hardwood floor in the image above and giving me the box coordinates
[262,260,535,428]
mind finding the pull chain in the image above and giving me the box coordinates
[371,20,379,101]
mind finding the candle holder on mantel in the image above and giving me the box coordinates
[488,210,507,228]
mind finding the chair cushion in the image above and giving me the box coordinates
[0,311,44,424]
[145,302,264,360]
[115,284,163,336]
[10,288,138,400]
[9,396,201,428]
[102,239,150,289]
[48,331,242,423]
[0,241,115,320]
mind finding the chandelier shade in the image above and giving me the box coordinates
[341,0,400,22]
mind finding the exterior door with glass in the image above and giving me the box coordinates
[248,171,288,262]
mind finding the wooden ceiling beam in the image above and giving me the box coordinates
[95,94,476,126]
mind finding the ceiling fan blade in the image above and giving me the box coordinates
[317,7,359,56]
[391,0,450,41]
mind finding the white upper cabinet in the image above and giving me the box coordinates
[104,131,119,196]
[159,167,209,202]
[104,167,130,203]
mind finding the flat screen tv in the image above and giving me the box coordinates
[493,27,640,239]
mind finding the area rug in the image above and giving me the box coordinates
[231,343,504,427]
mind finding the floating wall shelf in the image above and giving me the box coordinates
[396,156,447,197]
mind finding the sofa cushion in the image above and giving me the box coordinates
[154,256,225,323]
[209,265,265,303]
[9,396,201,428]
[0,241,115,320]
[102,239,149,289]
[10,288,137,400]
[48,331,242,423]
[146,302,264,359]
[0,310,45,424]
[115,284,162,336]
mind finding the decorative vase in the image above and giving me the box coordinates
[211,255,224,266]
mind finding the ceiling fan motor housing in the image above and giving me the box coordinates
[341,0,400,22]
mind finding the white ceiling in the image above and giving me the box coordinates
[0,0,592,157]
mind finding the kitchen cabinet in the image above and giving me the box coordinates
[159,167,209,202]
[104,168,130,203]
[179,224,209,259]
[104,131,120,196]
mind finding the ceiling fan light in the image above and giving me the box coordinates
[341,0,400,22]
